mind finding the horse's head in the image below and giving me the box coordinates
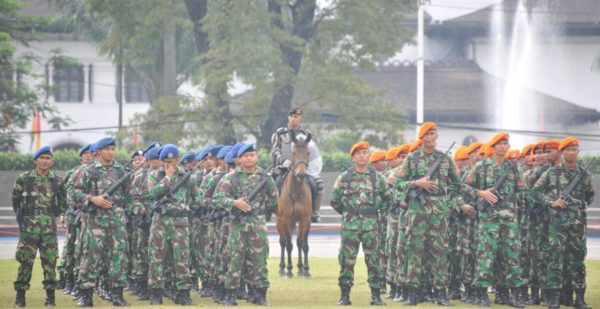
[290,130,311,180]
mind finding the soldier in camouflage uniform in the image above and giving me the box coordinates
[125,149,145,292]
[463,132,526,308]
[12,146,67,308]
[393,122,465,306]
[214,143,278,306]
[331,141,391,306]
[532,137,594,309]
[146,144,194,305]
[516,144,535,304]
[72,137,131,307]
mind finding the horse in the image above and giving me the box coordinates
[276,130,313,278]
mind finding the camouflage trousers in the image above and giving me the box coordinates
[148,215,191,290]
[58,222,78,276]
[518,209,531,286]
[395,210,408,285]
[457,214,478,286]
[385,212,400,284]
[77,213,128,289]
[224,218,269,290]
[403,210,449,290]
[190,216,212,281]
[131,224,150,282]
[544,212,587,289]
[338,222,384,289]
[14,215,59,290]
[217,218,232,286]
[447,213,461,287]
[529,217,548,289]
[378,215,388,280]
[206,218,221,284]
[472,216,523,288]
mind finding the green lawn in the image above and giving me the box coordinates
[1,258,599,308]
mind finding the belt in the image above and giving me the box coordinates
[21,208,56,217]
[163,210,190,218]
[344,207,378,217]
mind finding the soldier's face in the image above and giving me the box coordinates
[352,149,370,167]
[205,157,218,170]
[148,159,162,169]
[80,151,93,164]
[493,140,509,157]
[469,150,481,164]
[97,146,116,163]
[534,148,546,165]
[562,146,579,163]
[288,114,302,129]
[544,148,560,163]
[133,155,145,168]
[240,151,258,169]
[35,154,54,171]
[372,160,386,172]
[162,158,177,169]
[422,129,438,148]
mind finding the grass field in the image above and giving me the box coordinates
[0,258,599,308]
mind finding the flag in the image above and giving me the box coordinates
[29,111,41,151]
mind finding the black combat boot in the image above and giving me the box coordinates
[387,283,397,299]
[370,287,385,306]
[573,288,591,309]
[136,280,150,301]
[448,284,461,300]
[76,288,93,307]
[460,285,471,303]
[509,288,525,308]
[213,283,225,304]
[110,287,129,306]
[57,271,66,290]
[337,286,351,306]
[255,288,270,306]
[528,287,541,305]
[393,285,404,302]
[222,289,237,306]
[149,288,162,305]
[434,288,453,306]
[200,280,212,297]
[247,285,257,304]
[44,289,56,307]
[547,289,560,309]
[404,286,418,306]
[175,289,195,305]
[15,289,26,308]
[561,285,574,306]
[495,286,509,305]
[476,287,490,307]
[520,286,530,304]
[64,274,74,295]
[236,285,248,300]
[380,283,387,295]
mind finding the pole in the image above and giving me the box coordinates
[416,3,424,138]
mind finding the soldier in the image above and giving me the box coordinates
[146,144,194,305]
[271,107,323,222]
[331,141,391,306]
[72,137,131,307]
[463,132,526,308]
[214,144,279,306]
[369,149,388,294]
[532,137,593,309]
[370,150,387,173]
[126,149,144,291]
[393,122,465,306]
[12,146,67,308]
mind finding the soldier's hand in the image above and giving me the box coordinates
[551,197,567,209]
[165,163,176,178]
[460,204,475,216]
[59,215,65,225]
[414,176,438,192]
[91,195,113,209]
[478,188,498,204]
[387,175,397,185]
[233,198,252,212]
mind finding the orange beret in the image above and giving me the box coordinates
[398,144,410,155]
[544,140,561,150]
[370,150,386,163]
[534,141,545,151]
[454,146,469,161]
[385,147,401,161]
[349,141,369,156]
[507,149,520,160]
[559,137,579,151]
[418,122,438,139]
[521,144,535,158]
[409,139,423,152]
[467,142,482,154]
[488,132,509,147]
[480,143,494,157]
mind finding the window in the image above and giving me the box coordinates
[124,69,149,103]
[53,64,84,102]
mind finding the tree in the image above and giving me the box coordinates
[0,0,71,151]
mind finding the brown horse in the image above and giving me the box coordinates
[276,130,313,278]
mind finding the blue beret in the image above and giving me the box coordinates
[33,145,53,160]
[231,143,244,158]
[179,151,196,165]
[217,146,232,159]
[131,149,144,158]
[224,150,235,165]
[144,147,160,160]
[237,143,256,157]
[78,143,92,157]
[144,141,161,153]
[90,143,97,154]
[95,137,116,150]
[195,146,212,161]
[208,145,224,158]
[159,144,179,160]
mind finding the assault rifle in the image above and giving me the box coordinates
[407,142,456,205]
[150,168,195,215]
[87,164,142,211]
[549,159,594,223]
[229,170,273,221]
[476,162,516,212]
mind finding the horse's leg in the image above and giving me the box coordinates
[303,228,311,278]
[277,216,286,277]
[296,229,304,277]
[286,233,294,278]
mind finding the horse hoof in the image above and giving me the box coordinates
[286,272,294,278]
[279,271,286,277]
[303,272,311,278]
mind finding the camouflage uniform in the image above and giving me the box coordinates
[72,161,131,290]
[129,165,154,294]
[213,166,278,300]
[12,169,67,291]
[57,166,80,289]
[330,167,390,290]
[532,162,594,291]
[455,165,478,299]
[189,168,213,286]
[147,165,192,291]
[385,169,401,287]
[463,158,525,289]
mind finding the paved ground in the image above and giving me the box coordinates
[1,235,600,260]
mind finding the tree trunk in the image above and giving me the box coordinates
[162,1,177,96]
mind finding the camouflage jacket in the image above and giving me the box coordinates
[12,169,67,218]
[392,148,464,212]
[463,158,525,220]
[188,168,207,210]
[213,166,278,222]
[148,165,191,216]
[532,162,595,214]
[330,167,390,230]
[72,161,132,224]
[199,167,228,211]
[130,165,154,215]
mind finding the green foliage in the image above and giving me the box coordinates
[0,149,131,170]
